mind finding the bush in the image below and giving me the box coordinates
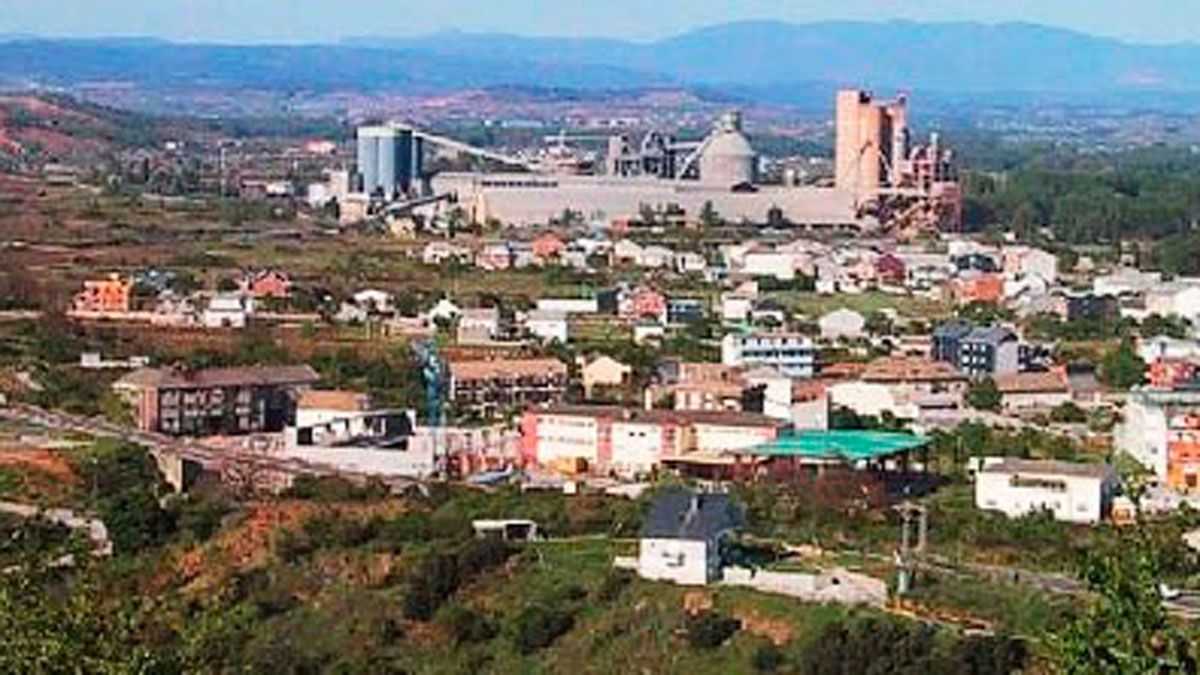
[438,603,496,646]
[685,611,741,650]
[752,643,787,672]
[510,605,575,654]
[403,554,459,621]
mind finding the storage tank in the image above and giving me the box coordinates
[698,111,756,188]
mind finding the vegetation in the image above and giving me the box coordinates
[966,376,1002,411]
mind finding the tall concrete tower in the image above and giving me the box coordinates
[834,90,909,199]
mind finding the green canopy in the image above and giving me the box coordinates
[738,430,928,462]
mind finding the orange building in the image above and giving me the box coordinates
[72,274,133,313]
[953,273,1004,305]
[240,270,292,299]
[531,233,565,262]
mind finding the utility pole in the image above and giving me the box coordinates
[895,501,928,596]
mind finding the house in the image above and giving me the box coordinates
[201,293,253,329]
[721,332,817,378]
[974,458,1117,524]
[457,307,502,343]
[531,232,566,262]
[112,365,320,436]
[283,407,429,479]
[830,356,967,420]
[1145,280,1200,322]
[1139,336,1200,364]
[743,250,796,281]
[637,490,743,585]
[667,298,706,326]
[334,301,369,325]
[1063,293,1118,322]
[636,245,675,270]
[1117,389,1200,491]
[448,358,569,418]
[674,251,708,275]
[476,242,514,271]
[1002,246,1058,285]
[1093,267,1162,298]
[994,370,1071,411]
[352,289,394,315]
[580,355,632,399]
[874,253,907,286]
[861,356,965,394]
[931,320,972,365]
[536,298,598,315]
[296,389,374,428]
[818,308,867,341]
[422,241,471,266]
[720,292,755,324]
[953,272,1005,305]
[612,239,645,265]
[620,286,667,323]
[524,309,569,344]
[425,298,462,325]
[748,298,787,327]
[958,327,1020,377]
[239,270,292,299]
[72,274,133,314]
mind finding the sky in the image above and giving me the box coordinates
[1,0,1198,45]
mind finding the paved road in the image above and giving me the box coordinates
[0,403,419,492]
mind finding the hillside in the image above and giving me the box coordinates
[356,20,1200,95]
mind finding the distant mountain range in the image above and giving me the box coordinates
[7,21,1200,104]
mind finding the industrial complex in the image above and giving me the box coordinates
[347,90,961,235]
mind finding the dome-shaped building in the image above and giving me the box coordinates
[698,111,757,188]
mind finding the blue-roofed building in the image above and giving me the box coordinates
[638,489,743,586]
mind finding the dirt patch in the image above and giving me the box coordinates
[731,608,795,646]
[172,499,408,594]
[0,447,78,483]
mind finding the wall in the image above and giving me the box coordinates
[975,471,1110,524]
[638,538,712,586]
[610,422,665,475]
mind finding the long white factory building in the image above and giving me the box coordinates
[430,172,860,228]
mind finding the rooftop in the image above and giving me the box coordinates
[640,489,743,541]
[449,358,567,381]
[114,365,319,390]
[862,356,964,383]
[532,404,784,429]
[980,458,1115,480]
[299,389,373,412]
[738,430,929,461]
[994,371,1069,394]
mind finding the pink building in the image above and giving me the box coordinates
[531,233,566,262]
[520,405,784,477]
[620,286,667,322]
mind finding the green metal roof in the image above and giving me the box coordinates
[738,430,929,461]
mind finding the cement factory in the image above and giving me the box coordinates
[346,90,960,235]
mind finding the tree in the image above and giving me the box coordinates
[967,377,1002,411]
[699,200,722,228]
[1055,530,1199,673]
[1100,338,1146,390]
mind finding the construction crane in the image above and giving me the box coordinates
[412,340,448,477]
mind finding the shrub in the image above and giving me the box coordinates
[402,554,459,621]
[438,603,496,646]
[752,643,786,672]
[510,605,575,654]
[685,611,741,650]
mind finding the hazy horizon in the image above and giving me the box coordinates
[1,0,1198,46]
